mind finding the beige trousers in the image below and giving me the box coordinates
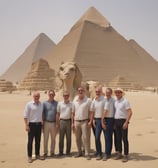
[75,120,90,156]
[43,121,56,155]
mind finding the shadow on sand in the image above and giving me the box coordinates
[130,152,158,161]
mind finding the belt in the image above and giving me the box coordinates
[29,122,42,125]
[94,118,101,120]
[75,119,88,122]
[60,119,71,121]
[45,120,55,123]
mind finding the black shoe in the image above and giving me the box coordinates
[66,152,71,156]
[50,153,55,157]
[43,153,47,159]
[93,152,98,157]
[58,153,63,157]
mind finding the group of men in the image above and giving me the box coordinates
[23,86,132,163]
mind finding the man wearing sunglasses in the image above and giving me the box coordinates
[56,91,74,156]
[72,86,93,160]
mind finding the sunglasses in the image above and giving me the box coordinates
[115,91,122,94]
[63,95,69,97]
[96,91,101,93]
[49,94,54,96]
[78,89,84,92]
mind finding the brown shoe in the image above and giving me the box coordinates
[74,153,82,158]
[86,155,91,160]
[28,157,32,163]
[96,155,102,160]
[102,155,110,161]
[43,153,47,159]
[122,155,128,162]
[113,153,122,160]
[36,155,45,160]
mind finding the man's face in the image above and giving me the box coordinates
[95,89,101,97]
[115,91,123,99]
[106,89,112,97]
[78,87,85,97]
[48,91,55,100]
[63,93,70,100]
[33,93,40,103]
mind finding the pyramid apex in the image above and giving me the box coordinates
[38,32,50,39]
[39,32,45,36]
[71,6,110,30]
[36,33,55,43]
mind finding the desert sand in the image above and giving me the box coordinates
[0,90,158,168]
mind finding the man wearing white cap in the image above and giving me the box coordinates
[114,88,132,162]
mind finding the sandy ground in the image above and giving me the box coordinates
[0,90,158,168]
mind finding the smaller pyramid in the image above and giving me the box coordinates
[1,33,56,83]
[108,76,135,90]
[0,79,16,92]
[19,59,55,91]
[128,39,158,86]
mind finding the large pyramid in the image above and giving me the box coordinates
[45,7,158,86]
[1,33,56,83]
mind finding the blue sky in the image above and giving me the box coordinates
[0,0,158,75]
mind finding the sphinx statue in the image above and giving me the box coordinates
[55,62,82,100]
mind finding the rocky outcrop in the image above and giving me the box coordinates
[0,79,16,92]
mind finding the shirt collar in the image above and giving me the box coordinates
[77,95,87,102]
[95,95,104,101]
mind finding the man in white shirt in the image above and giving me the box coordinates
[56,91,74,156]
[114,88,132,162]
[72,86,93,160]
[90,87,105,160]
[23,91,44,163]
[102,88,115,161]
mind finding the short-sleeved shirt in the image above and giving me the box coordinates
[43,100,58,122]
[90,96,105,118]
[23,101,43,123]
[57,101,74,119]
[73,96,92,120]
[104,97,115,118]
[114,97,131,119]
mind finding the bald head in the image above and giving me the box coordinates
[33,91,40,103]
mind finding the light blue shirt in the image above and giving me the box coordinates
[43,100,58,122]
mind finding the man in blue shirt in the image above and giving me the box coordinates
[43,90,58,158]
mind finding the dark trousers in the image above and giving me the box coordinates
[114,119,129,155]
[59,120,71,154]
[103,118,114,156]
[113,128,119,152]
[27,123,42,157]
[94,118,103,156]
